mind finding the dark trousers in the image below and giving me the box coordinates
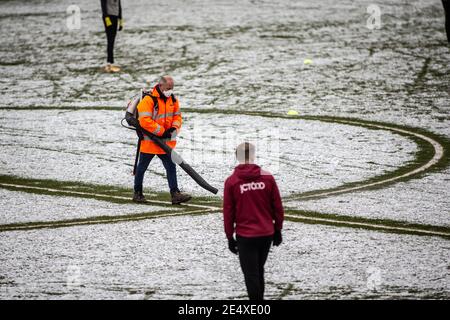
[134,152,179,194]
[103,15,118,63]
[237,235,273,300]
[444,0,450,43]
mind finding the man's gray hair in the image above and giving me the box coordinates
[159,76,168,84]
[159,75,173,84]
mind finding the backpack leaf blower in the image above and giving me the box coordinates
[122,91,218,195]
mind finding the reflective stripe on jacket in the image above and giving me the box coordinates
[137,85,182,154]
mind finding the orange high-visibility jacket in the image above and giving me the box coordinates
[137,86,182,154]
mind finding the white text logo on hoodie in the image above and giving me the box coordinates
[240,181,265,194]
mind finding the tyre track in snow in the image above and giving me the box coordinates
[0,182,219,210]
[0,208,217,232]
[286,214,450,239]
[0,182,221,232]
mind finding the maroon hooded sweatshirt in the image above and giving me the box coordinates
[223,164,284,239]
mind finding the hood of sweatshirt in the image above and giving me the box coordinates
[234,164,261,180]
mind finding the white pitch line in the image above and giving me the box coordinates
[0,182,220,211]
[286,120,444,202]
[285,214,450,237]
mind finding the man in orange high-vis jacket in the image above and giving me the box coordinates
[133,76,191,205]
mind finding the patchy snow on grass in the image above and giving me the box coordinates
[0,110,417,197]
[0,189,178,225]
[0,214,448,299]
[288,168,450,227]
[0,0,449,299]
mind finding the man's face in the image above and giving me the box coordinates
[160,78,174,92]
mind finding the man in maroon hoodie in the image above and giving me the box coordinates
[223,142,284,300]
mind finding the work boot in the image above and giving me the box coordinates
[171,191,192,205]
[132,192,147,203]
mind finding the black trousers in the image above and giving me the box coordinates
[236,235,273,300]
[444,0,450,43]
[103,15,118,64]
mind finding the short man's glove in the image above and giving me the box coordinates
[104,16,112,27]
[228,237,238,254]
[273,230,282,246]
[161,127,177,139]
[118,19,123,31]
